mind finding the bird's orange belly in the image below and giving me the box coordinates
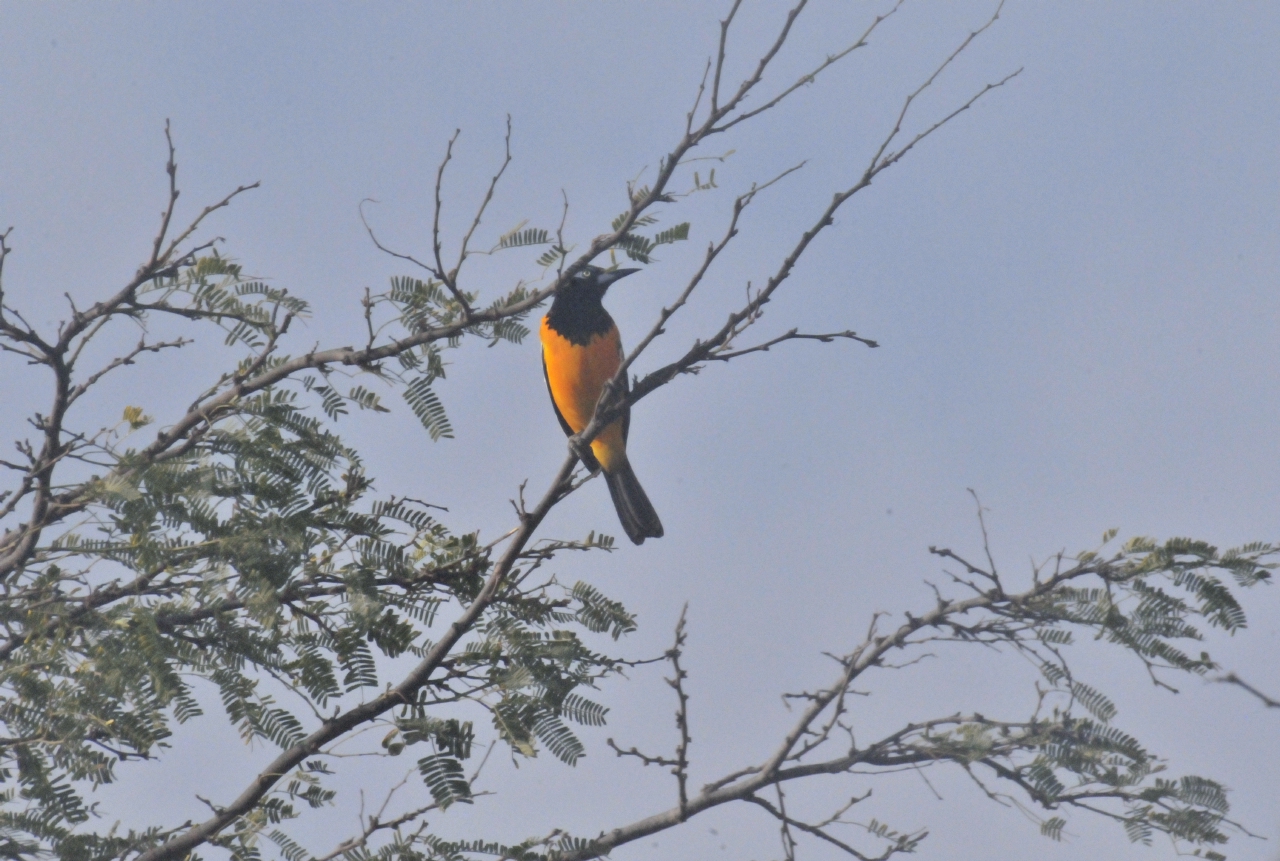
[541,319,627,471]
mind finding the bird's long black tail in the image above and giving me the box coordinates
[604,458,664,545]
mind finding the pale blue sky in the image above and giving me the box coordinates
[2,3,1278,860]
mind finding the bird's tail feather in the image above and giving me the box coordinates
[604,459,664,545]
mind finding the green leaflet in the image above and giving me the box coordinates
[1039,816,1066,841]
[496,226,551,249]
[404,376,454,441]
[417,754,472,809]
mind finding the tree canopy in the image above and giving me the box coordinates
[0,3,1275,861]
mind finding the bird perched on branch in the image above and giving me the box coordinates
[540,265,664,545]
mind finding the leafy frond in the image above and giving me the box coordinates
[497,227,550,250]
[417,754,472,809]
[404,376,454,441]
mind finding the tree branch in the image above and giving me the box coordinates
[1216,673,1280,709]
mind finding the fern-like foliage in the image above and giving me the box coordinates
[855,532,1278,855]
[418,754,473,809]
[497,227,551,250]
[0,252,635,861]
[607,211,690,263]
[404,375,454,440]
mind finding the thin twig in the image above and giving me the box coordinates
[455,115,514,282]
[710,329,877,362]
[606,739,678,769]
[667,605,692,817]
[1216,673,1280,709]
[715,0,906,134]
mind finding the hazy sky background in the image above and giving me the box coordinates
[2,2,1278,860]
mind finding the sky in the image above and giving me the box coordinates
[1,2,1278,860]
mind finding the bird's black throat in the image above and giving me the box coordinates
[545,283,615,346]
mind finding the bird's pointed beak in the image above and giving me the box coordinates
[598,268,641,288]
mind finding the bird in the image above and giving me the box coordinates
[540,265,664,545]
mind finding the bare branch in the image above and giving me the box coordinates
[359,199,441,278]
[714,0,905,134]
[616,161,806,383]
[65,338,191,406]
[606,739,678,769]
[579,25,1019,453]
[314,769,495,861]
[864,1,1016,177]
[455,115,514,279]
[709,329,877,362]
[147,120,181,270]
[709,0,742,116]
[0,227,13,312]
[428,129,476,316]
[873,68,1021,174]
[1216,673,1280,709]
[718,0,809,120]
[668,606,692,817]
[686,58,713,136]
[748,793,918,861]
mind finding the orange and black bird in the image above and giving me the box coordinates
[540,265,664,545]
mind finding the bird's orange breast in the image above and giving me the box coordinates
[540,316,627,472]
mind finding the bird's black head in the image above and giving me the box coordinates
[546,266,640,345]
[565,265,640,301]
